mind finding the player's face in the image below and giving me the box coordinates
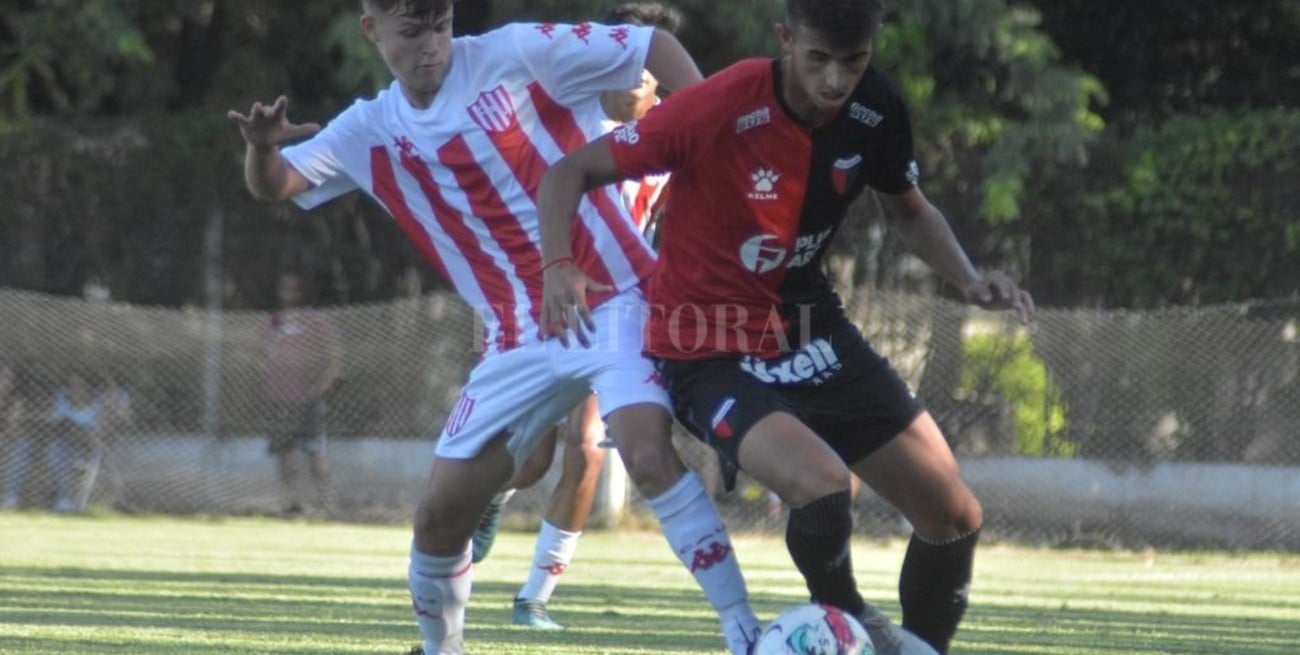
[600,69,660,123]
[777,22,875,123]
[362,5,454,108]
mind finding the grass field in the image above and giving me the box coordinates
[1,513,1297,655]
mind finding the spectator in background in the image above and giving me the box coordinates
[97,374,133,436]
[263,271,343,517]
[1,362,34,510]
[47,370,105,513]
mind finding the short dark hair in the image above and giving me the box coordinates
[604,2,684,33]
[363,0,454,20]
[786,0,885,50]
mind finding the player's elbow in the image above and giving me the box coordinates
[542,156,591,197]
[246,187,283,203]
[246,162,308,203]
[244,174,283,202]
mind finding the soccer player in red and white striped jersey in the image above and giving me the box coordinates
[479,2,686,635]
[227,1,759,654]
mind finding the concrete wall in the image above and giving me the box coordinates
[91,435,1300,548]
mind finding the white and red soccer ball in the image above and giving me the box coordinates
[753,603,874,655]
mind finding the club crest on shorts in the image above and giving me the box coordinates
[446,392,476,437]
[711,397,737,439]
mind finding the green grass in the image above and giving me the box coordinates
[1,513,1297,654]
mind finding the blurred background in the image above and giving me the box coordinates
[0,0,1297,548]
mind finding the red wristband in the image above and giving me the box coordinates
[541,256,574,272]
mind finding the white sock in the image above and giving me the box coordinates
[647,472,759,653]
[517,520,581,603]
[409,543,472,655]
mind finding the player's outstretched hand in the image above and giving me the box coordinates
[963,270,1035,324]
[539,258,612,348]
[226,96,320,150]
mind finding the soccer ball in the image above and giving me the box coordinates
[753,603,874,655]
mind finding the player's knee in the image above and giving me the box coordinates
[511,451,551,490]
[412,494,471,548]
[573,435,605,468]
[618,445,685,496]
[775,462,853,507]
[555,439,604,492]
[957,491,984,533]
[914,485,982,539]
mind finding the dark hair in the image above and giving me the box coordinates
[786,0,885,50]
[363,0,454,20]
[604,2,684,33]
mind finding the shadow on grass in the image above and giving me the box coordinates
[961,604,1299,655]
[5,565,1297,655]
[0,565,736,654]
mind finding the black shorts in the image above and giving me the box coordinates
[267,399,327,455]
[657,317,923,491]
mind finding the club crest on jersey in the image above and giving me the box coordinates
[749,168,780,200]
[831,154,863,195]
[468,85,518,133]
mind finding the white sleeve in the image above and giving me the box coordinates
[512,22,654,105]
[280,101,366,210]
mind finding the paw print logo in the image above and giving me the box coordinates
[752,168,780,193]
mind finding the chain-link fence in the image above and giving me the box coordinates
[1,288,1296,549]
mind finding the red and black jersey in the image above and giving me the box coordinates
[608,58,918,359]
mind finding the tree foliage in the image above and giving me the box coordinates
[0,0,1294,310]
[1030,109,1300,307]
[960,332,1072,457]
[1025,0,1300,128]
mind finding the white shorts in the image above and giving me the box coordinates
[434,289,669,469]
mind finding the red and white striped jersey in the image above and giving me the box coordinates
[602,116,670,236]
[282,23,658,354]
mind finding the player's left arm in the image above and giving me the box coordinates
[643,28,703,91]
[880,187,1034,323]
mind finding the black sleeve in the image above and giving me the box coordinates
[863,79,919,195]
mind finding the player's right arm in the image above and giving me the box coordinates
[227,96,320,201]
[537,135,627,346]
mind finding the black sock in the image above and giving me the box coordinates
[899,528,980,654]
[785,490,864,617]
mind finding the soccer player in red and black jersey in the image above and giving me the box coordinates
[536,1,1033,654]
